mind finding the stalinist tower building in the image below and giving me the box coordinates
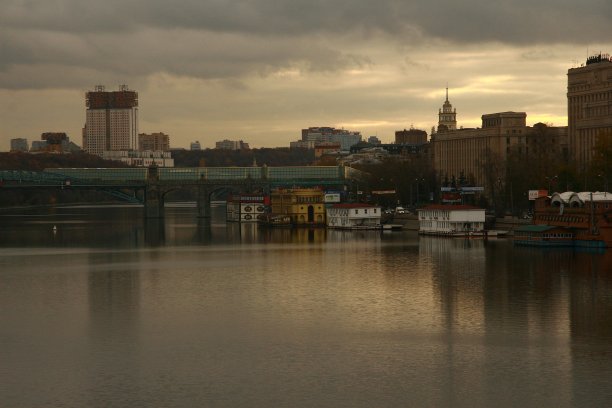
[438,87,457,132]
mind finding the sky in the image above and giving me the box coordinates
[1,0,611,151]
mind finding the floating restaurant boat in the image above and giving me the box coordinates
[417,204,487,237]
[514,191,612,248]
[326,203,382,230]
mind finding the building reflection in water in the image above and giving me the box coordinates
[87,251,141,406]
[568,250,612,406]
[416,238,582,406]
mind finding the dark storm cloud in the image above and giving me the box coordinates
[0,0,610,89]
[3,0,609,41]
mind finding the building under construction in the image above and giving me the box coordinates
[83,85,139,156]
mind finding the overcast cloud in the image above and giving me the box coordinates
[1,0,611,150]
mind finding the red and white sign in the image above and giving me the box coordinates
[528,190,548,200]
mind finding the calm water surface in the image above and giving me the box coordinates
[1,204,611,407]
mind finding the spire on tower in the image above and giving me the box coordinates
[445,84,449,102]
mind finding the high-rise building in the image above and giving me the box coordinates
[10,138,28,152]
[438,87,457,132]
[139,132,170,151]
[567,53,612,170]
[190,141,202,150]
[83,85,138,156]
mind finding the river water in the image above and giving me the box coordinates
[1,204,611,407]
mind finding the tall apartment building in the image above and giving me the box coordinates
[567,53,612,170]
[139,132,170,151]
[83,85,138,156]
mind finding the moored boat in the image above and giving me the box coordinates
[514,191,611,248]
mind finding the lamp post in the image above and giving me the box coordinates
[598,174,609,196]
[415,177,424,208]
[546,175,558,194]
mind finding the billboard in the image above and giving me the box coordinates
[324,193,341,203]
[528,190,548,200]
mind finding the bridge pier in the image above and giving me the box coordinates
[197,185,211,218]
[145,165,164,219]
[144,185,164,218]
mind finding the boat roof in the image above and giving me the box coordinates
[419,204,483,211]
[331,203,378,208]
[550,191,611,204]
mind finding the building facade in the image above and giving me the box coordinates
[139,132,170,151]
[226,195,268,222]
[190,141,202,151]
[215,139,249,150]
[432,112,568,192]
[567,53,612,170]
[314,142,341,159]
[270,188,326,226]
[83,85,138,156]
[292,127,362,151]
[10,138,28,152]
[395,128,427,144]
[326,203,382,229]
[102,150,174,167]
[417,204,485,236]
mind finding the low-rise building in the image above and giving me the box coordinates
[314,142,341,159]
[270,188,326,226]
[102,150,174,167]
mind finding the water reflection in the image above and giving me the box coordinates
[1,205,612,406]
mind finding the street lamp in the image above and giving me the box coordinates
[546,175,558,194]
[415,177,424,207]
[598,174,609,196]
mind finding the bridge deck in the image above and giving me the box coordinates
[1,166,364,185]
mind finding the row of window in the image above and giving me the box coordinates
[537,215,584,223]
[517,233,573,239]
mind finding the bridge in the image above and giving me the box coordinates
[0,165,364,218]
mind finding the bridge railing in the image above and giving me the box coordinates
[44,168,148,183]
[39,166,360,182]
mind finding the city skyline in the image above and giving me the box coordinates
[1,0,610,151]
